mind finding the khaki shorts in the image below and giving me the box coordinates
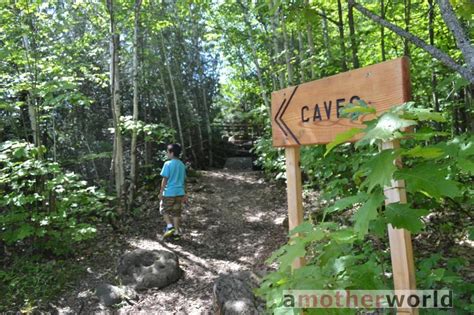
[160,196,184,216]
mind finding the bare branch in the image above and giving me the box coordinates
[436,0,474,74]
[349,0,474,83]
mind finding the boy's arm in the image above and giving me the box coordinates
[159,177,168,200]
[159,162,170,200]
[182,165,188,203]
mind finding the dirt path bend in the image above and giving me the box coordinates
[59,170,289,314]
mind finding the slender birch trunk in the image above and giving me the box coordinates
[298,32,305,83]
[107,0,124,212]
[129,0,142,207]
[321,9,332,63]
[348,0,360,68]
[160,31,186,157]
[305,0,316,79]
[281,11,293,84]
[380,0,386,61]
[337,0,348,71]
[404,0,411,57]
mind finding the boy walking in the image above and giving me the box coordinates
[159,143,187,240]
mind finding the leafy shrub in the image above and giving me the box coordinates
[0,141,110,255]
[256,102,473,313]
[0,255,83,312]
[253,136,286,179]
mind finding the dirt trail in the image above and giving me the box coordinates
[57,170,288,314]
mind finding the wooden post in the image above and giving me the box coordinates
[382,140,418,315]
[285,147,305,269]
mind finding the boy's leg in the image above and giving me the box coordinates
[172,216,180,232]
[160,198,176,238]
[163,214,173,226]
[171,196,184,236]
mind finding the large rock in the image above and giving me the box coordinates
[213,272,263,314]
[95,283,137,306]
[117,249,182,291]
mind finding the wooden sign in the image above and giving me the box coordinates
[276,58,417,314]
[271,57,410,147]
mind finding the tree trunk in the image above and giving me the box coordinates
[304,0,316,79]
[321,9,332,63]
[269,0,284,89]
[21,29,41,149]
[380,0,386,61]
[348,0,360,68]
[160,31,186,158]
[404,0,411,57]
[129,0,142,208]
[107,0,125,213]
[26,93,40,148]
[281,11,293,85]
[158,66,175,130]
[428,0,439,115]
[435,0,474,79]
[337,0,348,71]
[298,32,305,83]
[195,36,213,166]
[238,1,271,115]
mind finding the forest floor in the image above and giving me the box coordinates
[53,169,289,314]
[47,168,473,314]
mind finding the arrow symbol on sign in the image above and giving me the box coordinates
[274,85,300,145]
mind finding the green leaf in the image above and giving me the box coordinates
[300,228,325,243]
[458,158,474,174]
[395,163,461,199]
[324,128,363,157]
[324,193,368,214]
[353,191,385,238]
[340,99,376,121]
[409,131,449,141]
[384,203,429,233]
[362,150,398,192]
[400,107,446,122]
[16,224,35,240]
[357,113,417,145]
[289,221,313,236]
[277,241,306,270]
[331,229,357,243]
[402,146,445,159]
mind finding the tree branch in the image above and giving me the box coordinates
[349,0,474,84]
[436,0,474,75]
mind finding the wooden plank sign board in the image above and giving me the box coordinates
[275,58,417,314]
[271,57,410,147]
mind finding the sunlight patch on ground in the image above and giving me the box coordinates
[245,212,264,222]
[127,237,246,273]
[201,170,264,185]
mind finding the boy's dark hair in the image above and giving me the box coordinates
[167,143,182,157]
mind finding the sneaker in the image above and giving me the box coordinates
[163,226,175,238]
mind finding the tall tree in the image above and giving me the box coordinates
[106,0,125,212]
[347,0,360,68]
[160,31,186,157]
[304,0,316,79]
[337,0,348,71]
[129,0,143,207]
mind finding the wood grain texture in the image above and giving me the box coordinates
[285,147,305,269]
[383,140,418,315]
[271,57,411,147]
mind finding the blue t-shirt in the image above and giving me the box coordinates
[160,159,186,197]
